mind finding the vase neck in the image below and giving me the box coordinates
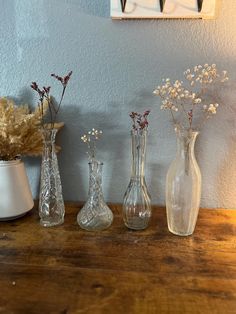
[175,129,198,159]
[131,129,147,179]
[42,128,58,145]
[88,161,104,196]
[41,128,58,157]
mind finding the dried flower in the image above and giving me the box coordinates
[129,110,150,131]
[153,64,228,130]
[0,97,48,160]
[51,71,72,87]
[31,71,72,128]
[81,128,102,162]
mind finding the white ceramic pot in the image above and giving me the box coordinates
[0,159,34,220]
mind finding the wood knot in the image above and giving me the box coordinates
[91,283,104,295]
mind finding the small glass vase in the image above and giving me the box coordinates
[123,129,151,230]
[77,161,113,231]
[166,128,202,236]
[39,128,65,227]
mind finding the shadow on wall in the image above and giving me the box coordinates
[58,102,128,202]
[18,85,162,203]
[217,134,236,208]
[57,87,161,203]
[216,81,236,208]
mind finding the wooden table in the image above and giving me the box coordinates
[0,203,235,314]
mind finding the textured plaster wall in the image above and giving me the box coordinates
[1,0,236,208]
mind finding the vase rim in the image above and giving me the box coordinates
[0,159,21,166]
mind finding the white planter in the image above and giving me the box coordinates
[0,159,34,220]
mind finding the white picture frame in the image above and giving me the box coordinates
[111,0,218,19]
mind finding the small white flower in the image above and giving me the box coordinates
[194,98,201,104]
[207,104,217,114]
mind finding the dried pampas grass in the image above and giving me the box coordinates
[0,97,53,160]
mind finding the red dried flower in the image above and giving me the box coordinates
[129,110,150,130]
[51,71,73,87]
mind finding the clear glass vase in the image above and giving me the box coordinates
[123,129,151,230]
[166,128,202,236]
[77,161,113,231]
[39,128,65,227]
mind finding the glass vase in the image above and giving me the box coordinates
[77,161,113,231]
[39,128,65,227]
[166,128,201,236]
[123,129,151,230]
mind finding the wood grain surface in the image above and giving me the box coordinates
[0,203,235,314]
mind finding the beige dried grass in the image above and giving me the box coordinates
[0,97,52,160]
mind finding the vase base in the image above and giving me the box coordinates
[168,227,194,237]
[125,223,149,230]
[78,221,113,231]
[124,216,150,230]
[0,208,32,221]
[40,218,64,227]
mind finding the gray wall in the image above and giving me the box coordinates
[1,0,236,208]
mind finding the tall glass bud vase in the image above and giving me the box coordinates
[123,129,151,230]
[166,128,201,236]
[39,128,65,227]
[77,161,113,231]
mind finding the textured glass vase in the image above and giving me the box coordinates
[123,129,151,230]
[39,128,65,227]
[77,161,113,231]
[166,128,201,236]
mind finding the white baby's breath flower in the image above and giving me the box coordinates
[194,98,201,104]
[153,64,228,130]
[207,103,218,114]
[81,128,103,161]
[153,90,160,95]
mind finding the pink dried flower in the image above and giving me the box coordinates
[130,110,150,131]
[51,71,73,87]
[188,109,193,125]
[43,86,51,94]
[31,71,72,128]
